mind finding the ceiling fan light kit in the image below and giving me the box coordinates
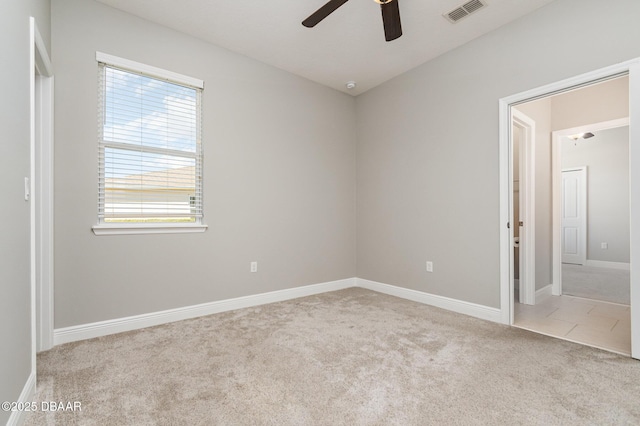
[302,0,402,42]
[569,132,595,141]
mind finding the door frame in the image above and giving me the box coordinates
[30,16,54,356]
[512,109,536,305]
[498,58,640,360]
[552,118,629,296]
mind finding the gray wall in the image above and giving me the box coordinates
[52,0,357,328]
[0,0,51,423]
[355,0,640,308]
[562,126,630,263]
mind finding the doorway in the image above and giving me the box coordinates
[513,114,631,355]
[553,120,631,303]
[499,60,640,360]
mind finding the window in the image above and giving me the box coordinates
[93,53,206,235]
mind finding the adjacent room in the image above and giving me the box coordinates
[3,0,640,424]
[512,77,632,355]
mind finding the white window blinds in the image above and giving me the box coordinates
[97,60,203,224]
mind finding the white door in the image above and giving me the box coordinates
[561,168,586,265]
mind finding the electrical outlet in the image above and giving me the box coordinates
[601,242,608,249]
[426,261,433,273]
[250,261,258,273]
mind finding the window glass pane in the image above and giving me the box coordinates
[98,61,202,224]
[103,67,197,153]
[102,148,197,222]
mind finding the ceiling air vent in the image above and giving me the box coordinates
[444,0,487,23]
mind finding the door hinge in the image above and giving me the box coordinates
[507,222,510,229]
[519,221,524,227]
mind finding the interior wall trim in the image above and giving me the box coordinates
[53,277,504,346]
[535,284,553,303]
[584,260,631,271]
[54,278,356,345]
[357,278,502,323]
[6,372,36,426]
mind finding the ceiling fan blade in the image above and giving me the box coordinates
[381,0,402,42]
[302,0,350,28]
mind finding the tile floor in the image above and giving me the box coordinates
[514,294,631,356]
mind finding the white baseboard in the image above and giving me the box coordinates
[6,372,36,426]
[356,278,502,323]
[54,277,356,345]
[584,260,630,270]
[535,284,552,303]
[53,276,504,346]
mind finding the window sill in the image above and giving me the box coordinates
[92,223,208,236]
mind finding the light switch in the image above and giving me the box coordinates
[24,177,30,201]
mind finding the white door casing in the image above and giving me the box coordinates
[627,62,639,359]
[512,109,536,305]
[499,59,639,361]
[30,17,54,355]
[561,167,587,266]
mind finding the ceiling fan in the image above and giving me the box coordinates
[302,0,402,42]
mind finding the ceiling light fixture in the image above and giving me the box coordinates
[569,132,595,141]
[373,0,393,4]
[345,81,357,90]
[569,133,584,141]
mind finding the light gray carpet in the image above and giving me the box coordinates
[26,288,640,425]
[563,264,630,305]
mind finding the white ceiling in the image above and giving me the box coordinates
[96,0,558,96]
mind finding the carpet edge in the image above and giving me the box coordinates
[356,278,502,323]
[53,277,356,346]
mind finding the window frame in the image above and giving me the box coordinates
[92,52,207,236]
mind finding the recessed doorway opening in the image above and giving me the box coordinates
[499,59,640,359]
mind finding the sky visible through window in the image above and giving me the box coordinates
[102,66,198,179]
